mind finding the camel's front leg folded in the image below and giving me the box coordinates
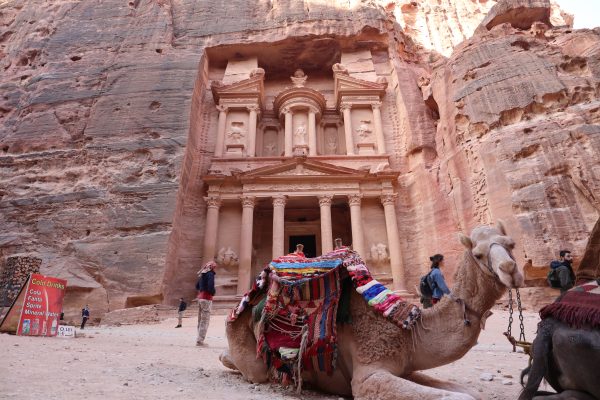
[407,371,481,400]
[352,368,477,400]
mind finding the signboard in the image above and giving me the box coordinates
[56,325,75,338]
[0,273,67,336]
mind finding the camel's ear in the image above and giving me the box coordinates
[496,220,507,235]
[459,233,473,249]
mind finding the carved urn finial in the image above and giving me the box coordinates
[290,69,307,88]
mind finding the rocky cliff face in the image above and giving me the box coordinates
[0,0,597,317]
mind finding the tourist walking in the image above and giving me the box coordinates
[195,260,216,346]
[80,305,90,329]
[428,254,451,305]
[175,297,187,328]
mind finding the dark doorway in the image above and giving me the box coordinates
[289,235,317,258]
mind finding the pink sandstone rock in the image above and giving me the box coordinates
[0,0,597,318]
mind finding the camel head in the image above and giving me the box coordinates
[459,221,524,289]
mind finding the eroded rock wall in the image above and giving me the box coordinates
[1,0,596,316]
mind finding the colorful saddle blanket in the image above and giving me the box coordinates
[228,247,421,388]
[540,279,600,329]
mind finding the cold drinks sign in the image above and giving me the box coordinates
[0,273,68,336]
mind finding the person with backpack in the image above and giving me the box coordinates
[425,254,451,306]
[175,297,187,328]
[548,250,575,294]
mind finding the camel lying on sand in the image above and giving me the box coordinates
[221,222,524,400]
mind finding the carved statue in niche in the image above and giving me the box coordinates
[370,243,389,264]
[227,122,245,144]
[326,132,338,153]
[294,123,307,144]
[356,120,373,142]
[216,246,239,268]
[291,69,307,88]
[264,141,277,156]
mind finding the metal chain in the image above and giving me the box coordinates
[506,289,513,339]
[516,288,526,342]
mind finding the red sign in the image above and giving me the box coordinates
[16,274,67,337]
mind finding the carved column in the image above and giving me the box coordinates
[272,195,287,259]
[348,194,365,257]
[372,102,386,154]
[381,194,405,291]
[247,105,259,157]
[237,196,256,295]
[283,107,293,157]
[215,105,228,157]
[318,195,334,254]
[202,196,222,263]
[308,110,317,156]
[340,103,354,155]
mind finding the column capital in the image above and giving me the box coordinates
[240,195,256,208]
[340,103,352,112]
[381,194,398,206]
[247,104,261,113]
[348,194,362,206]
[204,196,222,209]
[216,104,228,113]
[318,194,333,207]
[282,106,293,115]
[272,195,287,207]
[371,101,382,110]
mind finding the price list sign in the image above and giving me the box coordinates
[16,274,67,336]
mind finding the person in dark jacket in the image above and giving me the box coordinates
[80,305,90,329]
[548,250,575,294]
[175,297,187,328]
[195,260,216,345]
[428,254,451,305]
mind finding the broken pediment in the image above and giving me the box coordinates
[333,65,388,107]
[211,69,265,108]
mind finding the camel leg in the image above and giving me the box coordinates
[352,368,476,400]
[532,390,597,400]
[407,371,481,400]
[223,311,268,384]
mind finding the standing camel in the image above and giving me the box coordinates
[221,222,524,399]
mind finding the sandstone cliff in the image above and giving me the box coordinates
[0,0,597,318]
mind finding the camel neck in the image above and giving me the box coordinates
[409,251,505,371]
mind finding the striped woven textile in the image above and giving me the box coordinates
[228,247,421,390]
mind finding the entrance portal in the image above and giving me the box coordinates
[289,235,317,258]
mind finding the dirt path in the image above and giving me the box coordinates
[0,309,541,400]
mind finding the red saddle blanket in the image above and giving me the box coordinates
[540,279,600,329]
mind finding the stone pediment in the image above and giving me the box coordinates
[240,158,367,181]
[334,72,387,106]
[211,70,265,108]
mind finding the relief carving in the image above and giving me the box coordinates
[227,122,246,144]
[332,63,349,75]
[356,120,373,142]
[291,69,307,88]
[370,243,389,264]
[216,246,239,268]
[326,133,338,153]
[294,123,307,145]
[264,141,277,156]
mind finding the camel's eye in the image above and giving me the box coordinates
[474,253,483,259]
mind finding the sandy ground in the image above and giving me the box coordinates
[0,309,542,400]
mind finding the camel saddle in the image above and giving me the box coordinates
[540,279,600,329]
[228,247,421,386]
